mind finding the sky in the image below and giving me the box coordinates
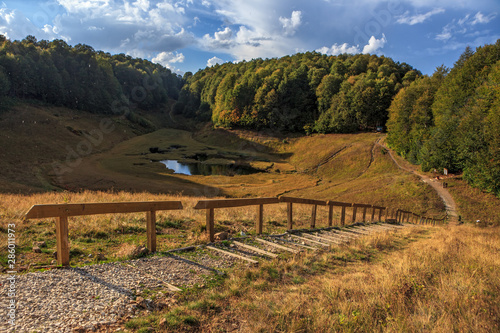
[0,0,498,75]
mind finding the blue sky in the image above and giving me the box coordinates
[0,0,498,75]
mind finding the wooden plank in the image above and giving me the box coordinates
[254,238,299,253]
[340,206,346,226]
[352,203,372,208]
[289,234,330,247]
[146,210,156,253]
[194,197,279,209]
[307,233,342,244]
[233,241,278,258]
[316,232,346,243]
[206,245,258,264]
[277,239,317,251]
[56,216,69,266]
[279,196,327,206]
[344,228,371,235]
[328,205,333,227]
[328,230,357,239]
[287,202,293,230]
[310,205,317,229]
[327,200,352,207]
[25,201,183,219]
[320,230,354,241]
[256,204,264,234]
[206,208,215,242]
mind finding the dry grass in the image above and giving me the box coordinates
[144,225,500,332]
[0,190,332,267]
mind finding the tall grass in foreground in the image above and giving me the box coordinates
[150,225,500,332]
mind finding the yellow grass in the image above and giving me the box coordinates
[150,225,500,332]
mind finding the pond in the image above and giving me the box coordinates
[159,160,257,176]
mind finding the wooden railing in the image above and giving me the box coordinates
[24,196,446,266]
[24,201,183,266]
[194,197,280,242]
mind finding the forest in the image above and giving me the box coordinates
[0,35,498,197]
[0,35,183,114]
[386,40,500,197]
[177,52,420,132]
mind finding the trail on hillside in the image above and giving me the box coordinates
[376,139,459,223]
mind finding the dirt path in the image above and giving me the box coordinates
[377,139,459,223]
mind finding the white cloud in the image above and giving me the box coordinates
[279,10,302,36]
[362,34,387,54]
[152,51,185,72]
[471,11,496,25]
[0,8,58,40]
[317,34,387,56]
[396,8,445,25]
[207,56,224,67]
[317,43,360,55]
[202,27,233,49]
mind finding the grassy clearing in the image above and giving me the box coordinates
[120,225,500,332]
[445,177,500,225]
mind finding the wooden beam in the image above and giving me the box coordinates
[206,246,258,264]
[55,216,69,266]
[289,234,329,247]
[233,241,278,258]
[146,210,156,253]
[305,233,342,244]
[254,238,299,253]
[194,197,279,210]
[25,201,183,219]
[287,202,293,230]
[352,205,357,223]
[340,206,346,226]
[279,196,327,206]
[327,200,352,207]
[328,205,333,227]
[310,205,317,229]
[277,239,317,251]
[362,206,367,222]
[206,208,215,242]
[371,207,376,222]
[256,204,264,234]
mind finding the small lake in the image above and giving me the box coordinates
[159,160,256,176]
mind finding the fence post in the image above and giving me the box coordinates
[310,205,317,229]
[362,206,367,222]
[146,210,157,253]
[287,202,293,230]
[328,204,333,227]
[370,206,375,223]
[378,208,383,222]
[352,205,357,223]
[256,204,264,234]
[341,206,346,226]
[55,216,70,266]
[207,208,215,242]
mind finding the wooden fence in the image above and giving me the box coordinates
[24,201,183,266]
[24,196,445,266]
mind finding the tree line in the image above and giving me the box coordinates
[176,52,419,132]
[0,35,183,113]
[387,40,500,197]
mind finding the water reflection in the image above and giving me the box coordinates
[159,160,256,176]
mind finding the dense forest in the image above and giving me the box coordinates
[387,40,500,197]
[0,35,183,113]
[177,52,419,132]
[1,35,498,196]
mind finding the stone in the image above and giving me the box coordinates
[214,231,228,241]
[116,244,149,259]
[159,318,168,329]
[97,253,106,261]
[33,241,47,248]
[135,297,147,308]
[33,246,42,253]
